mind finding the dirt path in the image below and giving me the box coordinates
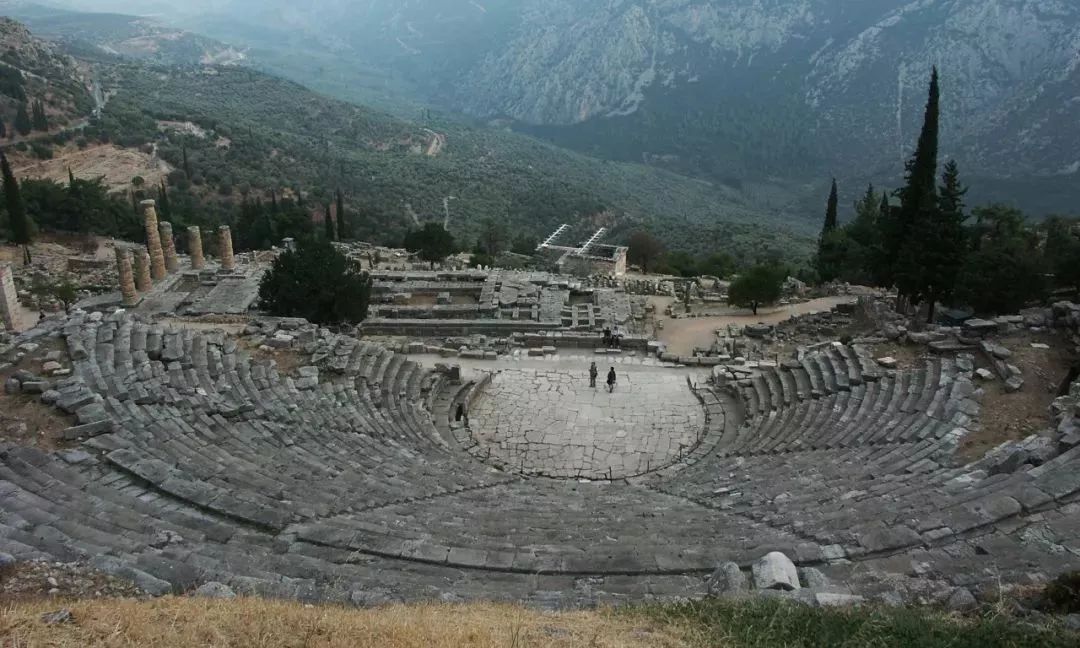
[656,296,857,355]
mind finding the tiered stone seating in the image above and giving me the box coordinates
[715,345,971,457]
[2,315,1079,605]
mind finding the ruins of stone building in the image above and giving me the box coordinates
[536,224,628,277]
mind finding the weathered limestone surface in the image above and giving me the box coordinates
[188,226,204,270]
[114,247,138,307]
[467,367,704,478]
[133,248,152,292]
[218,226,235,271]
[0,263,21,331]
[159,221,179,273]
[141,200,167,281]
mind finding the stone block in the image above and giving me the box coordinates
[706,562,747,597]
[751,552,800,591]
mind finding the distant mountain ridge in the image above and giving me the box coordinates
[113,0,1080,214]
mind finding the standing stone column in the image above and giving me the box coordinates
[188,226,205,270]
[115,247,138,307]
[0,263,23,332]
[160,221,179,273]
[217,226,236,272]
[134,248,152,293]
[141,200,167,281]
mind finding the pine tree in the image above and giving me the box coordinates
[335,189,347,241]
[1,151,33,265]
[890,67,941,308]
[323,204,335,242]
[14,103,31,135]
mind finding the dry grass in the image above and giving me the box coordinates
[0,598,688,648]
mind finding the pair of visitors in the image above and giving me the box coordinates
[587,364,617,392]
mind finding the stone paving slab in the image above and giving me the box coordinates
[467,368,706,478]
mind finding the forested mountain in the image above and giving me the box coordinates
[0,16,812,264]
[84,0,1080,216]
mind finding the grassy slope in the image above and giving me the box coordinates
[96,63,814,265]
[1,597,1074,648]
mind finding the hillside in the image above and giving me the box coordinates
[0,1,245,66]
[0,16,92,135]
[0,15,813,263]
[89,62,812,262]
[152,0,1080,216]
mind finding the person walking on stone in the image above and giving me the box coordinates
[589,362,598,388]
[606,367,617,393]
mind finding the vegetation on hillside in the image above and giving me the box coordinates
[78,62,811,265]
[812,68,1080,316]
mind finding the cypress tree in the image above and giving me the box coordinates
[31,100,48,131]
[182,144,191,179]
[0,118,6,138]
[822,179,839,236]
[158,179,170,217]
[1,151,33,265]
[815,179,844,282]
[14,103,31,135]
[323,204,335,242]
[335,189,347,241]
[890,67,941,308]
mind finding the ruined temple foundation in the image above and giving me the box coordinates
[141,200,167,281]
[134,248,152,293]
[218,226,236,272]
[188,226,205,270]
[0,263,22,331]
[160,221,179,274]
[114,247,138,308]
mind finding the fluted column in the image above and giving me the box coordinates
[115,247,138,307]
[160,221,179,273]
[217,226,236,272]
[188,226,205,270]
[141,200,167,281]
[134,248,152,292]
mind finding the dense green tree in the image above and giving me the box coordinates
[511,235,538,256]
[728,264,786,315]
[404,222,456,269]
[822,179,839,237]
[157,180,170,217]
[815,180,845,282]
[478,216,508,256]
[627,230,665,273]
[1,151,33,264]
[335,189,348,241]
[182,144,191,179]
[1045,217,1080,294]
[954,205,1045,314]
[258,239,372,324]
[0,119,6,139]
[14,103,31,136]
[31,100,48,131]
[323,204,335,242]
[887,67,941,303]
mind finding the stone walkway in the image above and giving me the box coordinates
[468,368,705,478]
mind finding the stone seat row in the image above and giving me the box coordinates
[718,350,976,457]
[0,444,572,605]
[57,314,509,526]
[649,437,1080,562]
